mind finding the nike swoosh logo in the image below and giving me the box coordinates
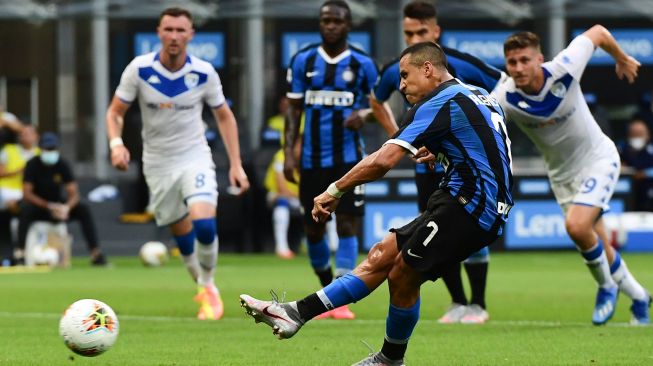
[407,249,423,259]
[354,200,364,207]
[262,306,289,322]
[306,71,319,78]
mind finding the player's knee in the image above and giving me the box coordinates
[364,237,397,273]
[304,223,326,243]
[192,218,216,245]
[565,216,592,241]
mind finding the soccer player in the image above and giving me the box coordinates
[370,0,505,324]
[105,7,250,320]
[283,0,392,319]
[491,26,651,325]
[241,42,513,365]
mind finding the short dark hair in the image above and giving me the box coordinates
[400,41,448,70]
[403,1,437,20]
[159,7,193,27]
[320,0,352,22]
[504,31,541,53]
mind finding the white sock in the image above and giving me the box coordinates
[273,204,291,253]
[181,253,200,283]
[579,243,617,288]
[326,215,338,252]
[611,255,648,301]
[196,238,218,286]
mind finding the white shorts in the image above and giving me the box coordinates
[550,156,620,215]
[145,163,218,226]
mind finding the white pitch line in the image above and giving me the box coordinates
[0,311,644,328]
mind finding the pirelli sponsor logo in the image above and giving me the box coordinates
[304,90,355,107]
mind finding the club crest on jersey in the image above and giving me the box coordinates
[550,81,567,98]
[184,73,199,89]
[342,68,354,82]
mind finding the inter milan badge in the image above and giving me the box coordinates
[184,73,199,88]
[550,81,567,98]
[342,67,354,83]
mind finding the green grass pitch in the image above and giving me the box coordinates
[0,252,652,365]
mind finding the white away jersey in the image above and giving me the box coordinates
[492,35,617,183]
[115,52,226,175]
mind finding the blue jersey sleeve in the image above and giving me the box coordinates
[286,52,307,99]
[387,96,448,155]
[444,47,503,92]
[373,60,400,102]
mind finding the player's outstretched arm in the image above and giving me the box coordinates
[212,104,250,195]
[105,96,131,171]
[283,98,303,183]
[369,96,399,136]
[312,143,406,223]
[583,24,641,83]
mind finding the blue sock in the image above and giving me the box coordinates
[581,242,604,261]
[386,298,420,342]
[192,218,216,245]
[307,238,330,270]
[335,236,358,275]
[319,273,370,308]
[381,298,420,361]
[174,230,195,255]
[610,251,622,274]
[276,197,290,208]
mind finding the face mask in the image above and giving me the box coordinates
[40,151,60,165]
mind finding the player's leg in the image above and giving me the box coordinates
[566,204,618,324]
[272,196,294,259]
[240,233,399,339]
[299,168,333,287]
[460,246,490,324]
[417,167,469,323]
[181,166,222,320]
[147,171,200,282]
[371,255,423,365]
[595,218,651,324]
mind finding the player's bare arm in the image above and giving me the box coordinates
[105,96,131,171]
[369,95,399,136]
[283,97,303,183]
[312,142,406,222]
[583,24,640,83]
[212,103,250,195]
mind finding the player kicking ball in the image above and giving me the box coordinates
[491,25,650,325]
[241,42,513,365]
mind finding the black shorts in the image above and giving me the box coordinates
[392,190,499,281]
[415,170,444,213]
[299,164,365,222]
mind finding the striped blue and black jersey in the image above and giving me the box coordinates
[374,46,504,176]
[387,79,514,234]
[287,44,378,169]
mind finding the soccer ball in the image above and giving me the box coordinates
[139,241,169,266]
[59,299,119,357]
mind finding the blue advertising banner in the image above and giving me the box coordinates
[505,200,624,249]
[363,202,418,250]
[440,31,513,67]
[572,29,653,65]
[134,32,225,68]
[281,32,371,68]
